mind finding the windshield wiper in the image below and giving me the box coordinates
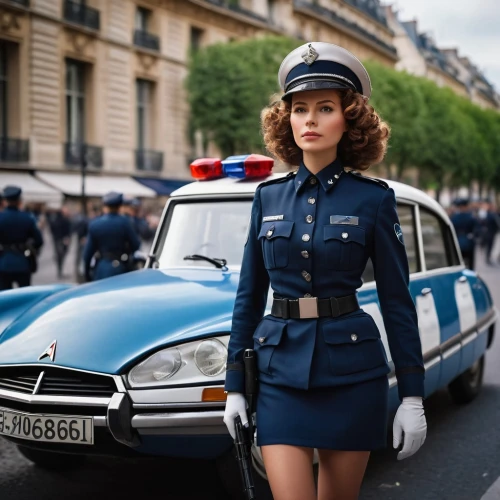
[183,254,227,269]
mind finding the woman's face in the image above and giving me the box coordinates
[290,89,347,156]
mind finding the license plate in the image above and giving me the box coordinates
[0,407,93,445]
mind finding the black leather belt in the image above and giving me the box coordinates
[271,294,359,319]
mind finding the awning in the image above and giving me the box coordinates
[0,171,63,206]
[133,176,191,196]
[35,172,156,198]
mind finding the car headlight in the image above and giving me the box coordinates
[129,348,182,385]
[128,335,229,388]
[195,339,227,377]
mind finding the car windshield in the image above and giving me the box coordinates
[155,199,251,269]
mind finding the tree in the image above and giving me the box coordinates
[365,61,426,181]
[186,36,300,158]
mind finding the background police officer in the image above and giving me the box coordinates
[83,191,140,281]
[450,198,478,270]
[0,186,44,290]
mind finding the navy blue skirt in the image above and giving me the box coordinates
[255,376,389,451]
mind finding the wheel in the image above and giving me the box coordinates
[216,443,319,499]
[448,356,485,404]
[17,445,87,471]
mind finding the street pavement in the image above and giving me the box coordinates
[1,238,500,499]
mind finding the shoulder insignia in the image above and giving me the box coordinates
[347,170,389,190]
[258,171,296,189]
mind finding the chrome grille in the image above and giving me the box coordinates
[0,367,116,397]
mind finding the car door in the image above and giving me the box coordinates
[417,206,466,388]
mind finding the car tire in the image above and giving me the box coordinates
[16,446,87,470]
[448,355,485,404]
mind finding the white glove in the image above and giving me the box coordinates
[223,392,248,439]
[393,396,427,460]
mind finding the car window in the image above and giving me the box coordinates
[361,203,419,283]
[419,207,449,270]
[156,200,251,268]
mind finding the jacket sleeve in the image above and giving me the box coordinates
[225,187,270,393]
[125,219,141,252]
[30,219,44,249]
[371,188,424,400]
[82,229,96,276]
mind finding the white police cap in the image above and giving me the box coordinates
[278,42,372,101]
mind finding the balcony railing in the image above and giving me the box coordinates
[63,0,100,31]
[133,30,160,51]
[64,142,103,169]
[0,137,29,163]
[5,0,30,7]
[294,1,397,57]
[136,149,163,172]
[203,0,270,24]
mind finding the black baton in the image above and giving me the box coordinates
[244,349,258,441]
[234,415,256,500]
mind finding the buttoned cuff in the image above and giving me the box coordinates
[224,368,245,393]
[397,371,425,400]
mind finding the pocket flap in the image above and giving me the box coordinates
[253,317,286,346]
[322,314,379,345]
[324,225,365,245]
[258,220,294,240]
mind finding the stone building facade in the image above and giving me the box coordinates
[0,0,397,189]
[385,6,498,110]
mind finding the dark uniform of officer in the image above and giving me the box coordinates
[450,198,477,270]
[0,186,44,290]
[224,42,425,457]
[122,198,155,243]
[83,192,140,281]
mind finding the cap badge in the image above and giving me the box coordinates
[301,44,318,66]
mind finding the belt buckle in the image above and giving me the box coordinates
[298,297,319,319]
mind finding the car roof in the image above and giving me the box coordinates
[171,172,450,223]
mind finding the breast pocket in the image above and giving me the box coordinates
[258,220,294,269]
[322,313,387,376]
[323,225,366,271]
[253,317,286,376]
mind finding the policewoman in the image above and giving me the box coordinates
[83,191,140,281]
[223,43,427,500]
[0,186,44,290]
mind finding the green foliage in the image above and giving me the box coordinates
[186,36,500,193]
[186,36,300,158]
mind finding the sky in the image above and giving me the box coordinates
[385,0,500,91]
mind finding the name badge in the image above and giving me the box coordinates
[263,215,284,222]
[330,215,359,225]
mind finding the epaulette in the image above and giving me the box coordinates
[347,170,389,190]
[258,170,296,189]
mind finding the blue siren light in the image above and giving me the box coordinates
[221,154,274,179]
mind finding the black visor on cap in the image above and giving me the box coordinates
[281,79,354,102]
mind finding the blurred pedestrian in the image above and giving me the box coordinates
[47,205,72,279]
[122,197,155,243]
[476,199,500,266]
[450,198,477,270]
[0,186,44,290]
[83,192,140,281]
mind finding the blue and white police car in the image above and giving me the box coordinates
[0,155,496,497]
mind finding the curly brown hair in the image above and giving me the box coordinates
[261,89,390,171]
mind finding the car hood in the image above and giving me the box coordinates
[0,269,239,374]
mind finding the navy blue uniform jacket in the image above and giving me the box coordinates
[450,212,477,253]
[0,207,44,274]
[83,214,140,281]
[225,159,424,401]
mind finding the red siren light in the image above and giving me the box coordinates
[190,158,223,180]
[244,154,274,178]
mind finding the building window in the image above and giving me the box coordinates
[268,0,276,23]
[190,27,204,52]
[0,42,7,138]
[135,6,150,32]
[65,59,86,145]
[136,79,153,150]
